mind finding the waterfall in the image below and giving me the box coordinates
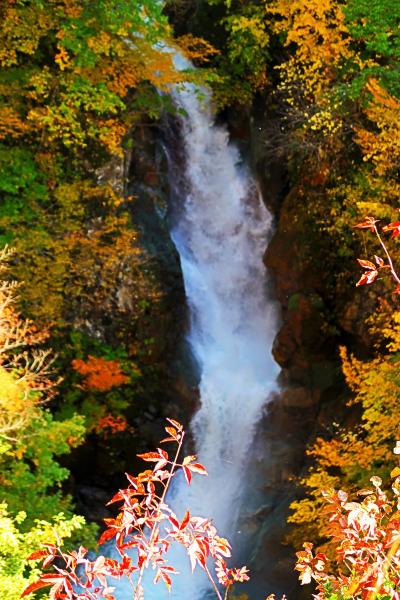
[158,55,280,596]
[113,54,279,599]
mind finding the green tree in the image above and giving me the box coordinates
[0,248,95,541]
[0,503,86,600]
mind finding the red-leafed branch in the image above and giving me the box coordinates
[354,216,400,290]
[21,419,249,600]
[294,466,400,599]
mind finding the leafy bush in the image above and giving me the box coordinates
[0,503,85,600]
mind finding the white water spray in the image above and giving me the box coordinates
[113,55,279,599]
[162,56,279,596]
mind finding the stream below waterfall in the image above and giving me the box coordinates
[112,54,280,599]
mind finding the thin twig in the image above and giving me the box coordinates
[133,432,185,599]
[374,225,400,284]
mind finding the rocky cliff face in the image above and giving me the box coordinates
[68,121,197,523]
[214,97,351,596]
[126,119,200,421]
[229,82,388,596]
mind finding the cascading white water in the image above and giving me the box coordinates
[113,54,279,599]
[159,55,279,597]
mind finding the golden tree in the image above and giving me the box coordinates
[0,246,56,442]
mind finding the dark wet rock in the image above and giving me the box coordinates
[96,153,127,196]
[241,387,320,598]
[65,121,196,505]
[75,485,113,525]
[280,385,320,408]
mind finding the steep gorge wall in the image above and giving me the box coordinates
[216,92,378,595]
[66,123,196,523]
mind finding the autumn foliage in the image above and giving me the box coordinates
[22,419,249,600]
[354,215,400,290]
[0,247,97,597]
[355,80,400,178]
[72,356,130,392]
[0,246,55,441]
[94,415,130,438]
[0,0,210,334]
[295,468,400,599]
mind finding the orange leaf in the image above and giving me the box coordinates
[382,222,400,238]
[356,270,378,286]
[27,550,48,561]
[188,463,208,476]
[21,575,65,597]
[357,259,376,270]
[180,510,190,530]
[183,454,197,466]
[161,571,172,591]
[98,528,117,546]
[353,217,378,231]
[183,465,192,485]
[166,418,183,431]
[165,426,178,439]
[137,452,162,462]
